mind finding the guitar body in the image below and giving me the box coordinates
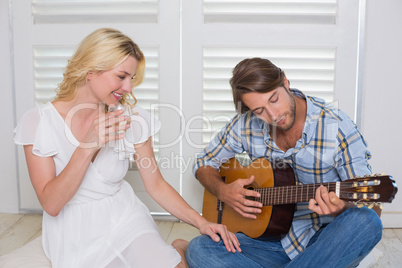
[202,158,296,238]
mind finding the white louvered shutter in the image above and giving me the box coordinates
[181,0,360,211]
[202,47,336,145]
[13,0,360,215]
[13,0,180,214]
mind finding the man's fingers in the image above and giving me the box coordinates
[309,198,323,214]
[313,186,347,215]
[242,197,262,209]
[234,206,259,219]
[319,186,331,203]
[244,188,261,198]
[316,186,331,214]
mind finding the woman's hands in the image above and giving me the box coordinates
[80,109,130,151]
[198,220,241,253]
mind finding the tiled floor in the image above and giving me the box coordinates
[0,213,401,267]
[0,213,200,257]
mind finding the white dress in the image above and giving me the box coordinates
[14,102,181,268]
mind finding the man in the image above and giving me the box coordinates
[186,58,382,267]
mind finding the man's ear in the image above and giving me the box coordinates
[283,76,289,89]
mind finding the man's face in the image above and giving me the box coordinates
[241,86,296,132]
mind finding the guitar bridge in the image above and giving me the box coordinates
[216,176,227,224]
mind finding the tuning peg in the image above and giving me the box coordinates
[367,203,374,209]
[357,203,365,208]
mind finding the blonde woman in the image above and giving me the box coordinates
[14,28,240,267]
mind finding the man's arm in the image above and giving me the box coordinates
[196,165,262,219]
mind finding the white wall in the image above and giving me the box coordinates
[0,0,19,213]
[362,0,402,227]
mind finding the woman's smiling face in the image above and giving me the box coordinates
[87,55,137,106]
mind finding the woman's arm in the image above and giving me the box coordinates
[134,138,241,253]
[24,145,94,216]
[25,109,126,217]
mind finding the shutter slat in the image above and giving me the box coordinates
[203,0,337,24]
[32,0,159,24]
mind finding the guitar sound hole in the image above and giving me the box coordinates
[246,196,257,201]
[246,187,258,201]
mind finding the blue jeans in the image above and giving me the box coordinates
[186,207,382,268]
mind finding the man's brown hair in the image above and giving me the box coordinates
[230,58,285,114]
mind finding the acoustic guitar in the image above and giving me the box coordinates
[202,158,398,238]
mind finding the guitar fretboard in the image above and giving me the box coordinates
[255,182,333,205]
[217,175,394,208]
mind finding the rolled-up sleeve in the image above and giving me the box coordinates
[193,114,245,177]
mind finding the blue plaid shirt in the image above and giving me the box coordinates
[193,89,372,259]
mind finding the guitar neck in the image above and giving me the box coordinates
[254,182,339,206]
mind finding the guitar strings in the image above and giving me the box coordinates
[253,182,381,205]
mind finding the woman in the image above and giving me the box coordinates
[14,28,240,267]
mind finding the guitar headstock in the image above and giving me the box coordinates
[339,175,398,205]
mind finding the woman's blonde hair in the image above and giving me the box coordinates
[55,28,145,107]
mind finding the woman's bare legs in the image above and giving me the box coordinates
[173,239,189,268]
